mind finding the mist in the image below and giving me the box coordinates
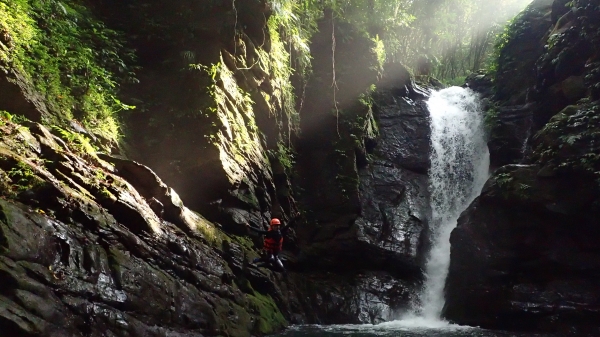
[398,0,535,80]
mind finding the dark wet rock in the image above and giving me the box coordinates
[0,198,219,336]
[464,71,494,98]
[471,0,600,168]
[373,92,431,174]
[0,121,294,336]
[1,0,436,332]
[551,0,572,23]
[0,70,50,123]
[291,271,413,325]
[560,75,586,101]
[93,0,285,223]
[295,56,430,304]
[488,104,534,168]
[353,90,431,274]
[444,164,600,335]
[250,6,433,314]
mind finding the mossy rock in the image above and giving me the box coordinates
[213,300,253,337]
[246,292,287,335]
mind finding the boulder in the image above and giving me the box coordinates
[560,75,586,102]
[444,164,600,336]
[0,70,50,122]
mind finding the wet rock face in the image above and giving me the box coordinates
[92,0,289,223]
[1,0,436,331]
[0,121,294,337]
[296,62,431,303]
[293,272,413,325]
[0,113,430,336]
[0,199,219,337]
[373,90,431,174]
[285,18,431,321]
[355,89,431,273]
[0,71,50,123]
[487,104,533,169]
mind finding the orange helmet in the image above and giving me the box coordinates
[270,218,281,226]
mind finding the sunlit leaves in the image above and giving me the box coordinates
[0,0,136,141]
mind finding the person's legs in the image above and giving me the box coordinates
[273,254,285,272]
[258,252,275,267]
[252,250,269,264]
[251,251,286,273]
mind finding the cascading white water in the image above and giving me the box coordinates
[402,86,490,325]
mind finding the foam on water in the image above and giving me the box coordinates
[385,315,461,329]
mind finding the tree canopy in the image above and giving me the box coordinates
[272,0,533,82]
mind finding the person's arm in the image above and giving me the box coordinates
[245,223,268,234]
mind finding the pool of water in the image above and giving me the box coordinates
[274,320,552,337]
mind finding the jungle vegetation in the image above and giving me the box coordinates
[0,0,532,142]
[271,0,533,80]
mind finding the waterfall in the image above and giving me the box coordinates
[404,86,490,324]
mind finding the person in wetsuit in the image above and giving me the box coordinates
[245,215,298,272]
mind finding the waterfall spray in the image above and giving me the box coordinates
[405,87,489,323]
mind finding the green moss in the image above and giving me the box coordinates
[232,235,256,250]
[195,59,268,186]
[98,187,115,200]
[5,161,45,193]
[493,171,533,201]
[246,292,287,335]
[445,75,467,87]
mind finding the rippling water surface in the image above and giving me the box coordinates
[274,320,553,337]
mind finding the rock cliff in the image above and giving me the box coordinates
[0,1,435,335]
[445,1,600,335]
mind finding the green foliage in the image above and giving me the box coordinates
[0,110,29,126]
[52,126,98,158]
[370,36,386,75]
[483,105,500,137]
[444,76,467,86]
[0,0,136,141]
[405,0,533,81]
[6,161,44,192]
[0,110,11,126]
[496,172,513,188]
[358,86,376,108]
[262,16,299,129]
[494,172,531,200]
[269,0,321,77]
[267,0,415,76]
[487,8,528,76]
[533,102,600,186]
[275,142,295,171]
